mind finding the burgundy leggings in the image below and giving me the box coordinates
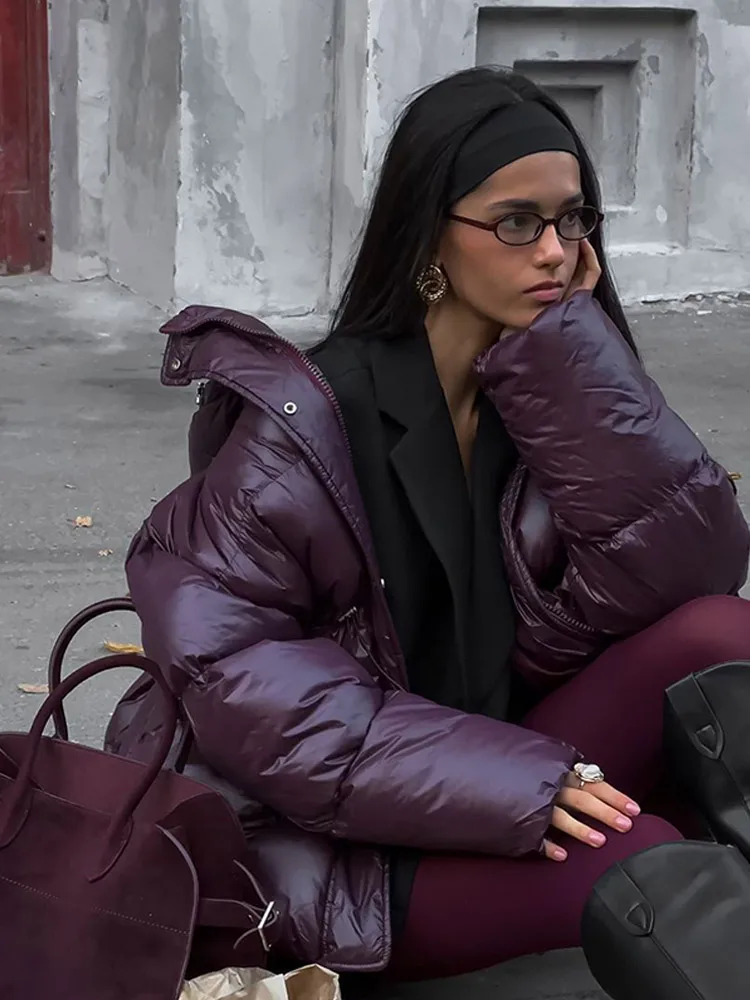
[389,595,750,981]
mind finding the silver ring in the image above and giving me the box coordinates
[574,762,605,789]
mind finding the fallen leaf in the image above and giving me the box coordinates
[103,640,144,655]
[18,683,49,695]
[74,515,93,528]
[98,548,114,557]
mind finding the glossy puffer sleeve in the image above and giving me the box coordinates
[126,405,578,858]
[477,293,749,634]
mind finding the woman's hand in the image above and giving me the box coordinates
[543,772,641,862]
[565,238,601,298]
[497,238,601,341]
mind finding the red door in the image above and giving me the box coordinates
[0,0,50,273]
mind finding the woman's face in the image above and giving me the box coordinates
[437,151,585,331]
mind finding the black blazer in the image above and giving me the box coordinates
[310,330,517,719]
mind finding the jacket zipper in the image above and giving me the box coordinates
[501,466,598,638]
[176,314,407,688]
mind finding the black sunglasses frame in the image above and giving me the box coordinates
[447,206,604,247]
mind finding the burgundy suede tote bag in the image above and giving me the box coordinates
[0,642,279,999]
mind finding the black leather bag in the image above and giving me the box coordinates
[581,840,750,999]
[664,660,750,856]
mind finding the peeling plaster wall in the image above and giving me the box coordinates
[328,0,369,299]
[327,0,477,313]
[48,0,110,281]
[689,13,750,248]
[174,0,337,327]
[47,0,750,320]
[106,0,179,308]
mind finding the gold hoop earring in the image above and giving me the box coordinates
[416,263,448,304]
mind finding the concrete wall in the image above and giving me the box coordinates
[48,0,110,281]
[107,0,180,309]
[174,0,337,327]
[48,0,750,330]
[48,0,179,306]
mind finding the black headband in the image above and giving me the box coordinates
[447,101,579,205]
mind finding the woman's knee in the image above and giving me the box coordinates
[653,595,750,663]
[573,815,682,877]
[620,813,683,854]
[588,815,682,871]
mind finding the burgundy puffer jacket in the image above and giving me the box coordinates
[106,294,749,972]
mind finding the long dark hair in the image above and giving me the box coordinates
[329,66,637,356]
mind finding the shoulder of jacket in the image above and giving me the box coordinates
[213,402,314,498]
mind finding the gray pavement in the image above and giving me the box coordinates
[1,275,749,999]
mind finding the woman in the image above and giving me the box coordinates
[106,67,750,981]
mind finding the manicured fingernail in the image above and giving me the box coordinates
[625,802,641,817]
[553,848,567,862]
[589,831,607,847]
[615,816,633,832]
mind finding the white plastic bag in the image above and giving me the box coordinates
[180,964,340,1000]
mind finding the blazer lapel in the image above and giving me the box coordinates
[369,335,473,650]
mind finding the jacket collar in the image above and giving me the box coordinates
[368,331,474,678]
[368,330,444,430]
[159,306,392,619]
